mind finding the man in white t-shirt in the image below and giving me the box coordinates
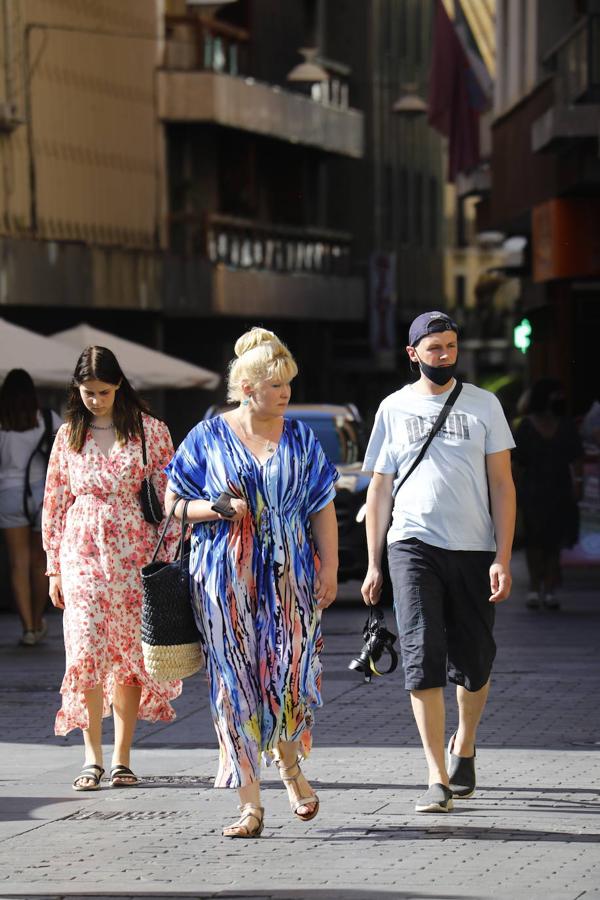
[361,311,516,813]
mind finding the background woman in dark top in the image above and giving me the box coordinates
[513,378,583,610]
[0,369,61,645]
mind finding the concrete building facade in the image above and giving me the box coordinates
[483,0,600,414]
[0,0,445,434]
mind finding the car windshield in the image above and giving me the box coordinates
[284,413,360,464]
[204,405,362,465]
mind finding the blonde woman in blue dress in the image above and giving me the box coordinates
[165,327,339,838]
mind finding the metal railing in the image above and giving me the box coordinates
[310,78,350,111]
[164,14,250,76]
[206,213,352,275]
[163,16,353,111]
[169,211,353,276]
[544,14,600,105]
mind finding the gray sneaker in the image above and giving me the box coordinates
[447,732,476,798]
[415,783,454,813]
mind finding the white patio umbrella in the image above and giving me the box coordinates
[0,319,74,387]
[51,323,220,390]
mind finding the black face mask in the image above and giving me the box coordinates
[550,397,566,416]
[415,354,458,387]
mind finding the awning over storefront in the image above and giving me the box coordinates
[51,323,220,390]
[0,319,74,387]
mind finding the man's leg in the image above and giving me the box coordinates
[454,679,490,757]
[410,687,447,786]
[388,541,453,812]
[446,550,497,798]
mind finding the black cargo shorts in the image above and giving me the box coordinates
[387,538,497,692]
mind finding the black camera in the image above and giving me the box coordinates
[348,607,398,683]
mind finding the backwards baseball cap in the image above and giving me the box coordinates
[409,311,458,347]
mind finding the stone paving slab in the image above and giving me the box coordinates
[0,554,599,899]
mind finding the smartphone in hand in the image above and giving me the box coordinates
[211,491,236,518]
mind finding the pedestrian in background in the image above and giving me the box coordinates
[165,326,339,838]
[513,378,583,611]
[0,368,61,646]
[42,346,180,792]
[361,311,516,814]
[580,396,600,453]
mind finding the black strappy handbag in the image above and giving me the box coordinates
[139,414,163,524]
[140,499,203,681]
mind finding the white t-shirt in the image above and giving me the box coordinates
[363,381,515,551]
[0,410,62,490]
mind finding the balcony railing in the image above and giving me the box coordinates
[544,14,600,105]
[169,212,353,276]
[164,17,353,112]
[164,14,250,76]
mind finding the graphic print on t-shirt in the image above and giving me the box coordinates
[405,413,471,444]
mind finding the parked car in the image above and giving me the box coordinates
[202,403,370,581]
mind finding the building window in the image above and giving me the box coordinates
[400,167,409,244]
[428,176,438,249]
[383,163,394,245]
[499,0,509,112]
[414,0,422,64]
[455,274,466,309]
[382,0,392,54]
[398,0,408,58]
[519,0,527,95]
[414,172,423,246]
[456,195,467,248]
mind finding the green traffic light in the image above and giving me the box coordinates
[514,318,532,354]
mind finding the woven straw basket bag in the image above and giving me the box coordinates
[141,499,204,681]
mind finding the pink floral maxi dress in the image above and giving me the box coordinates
[42,414,181,735]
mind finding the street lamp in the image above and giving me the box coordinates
[391,83,428,117]
[287,48,329,83]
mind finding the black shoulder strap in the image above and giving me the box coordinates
[40,409,53,460]
[139,413,148,468]
[393,380,462,498]
[23,409,55,520]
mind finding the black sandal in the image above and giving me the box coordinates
[72,764,105,792]
[109,765,139,788]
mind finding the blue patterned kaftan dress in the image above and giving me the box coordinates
[166,416,338,788]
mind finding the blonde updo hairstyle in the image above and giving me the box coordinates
[227,327,298,404]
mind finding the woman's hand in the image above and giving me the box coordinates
[49,575,64,609]
[219,497,248,523]
[315,565,337,610]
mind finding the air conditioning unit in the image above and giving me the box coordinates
[0,101,23,132]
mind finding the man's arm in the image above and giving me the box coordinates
[486,449,516,604]
[361,472,394,606]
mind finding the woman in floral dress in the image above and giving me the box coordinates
[42,346,180,791]
[165,327,339,838]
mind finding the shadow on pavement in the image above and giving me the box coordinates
[0,796,83,821]
[0,892,477,900]
[333,825,600,843]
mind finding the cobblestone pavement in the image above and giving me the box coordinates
[0,554,598,900]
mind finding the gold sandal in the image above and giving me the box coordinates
[277,762,320,822]
[222,803,264,838]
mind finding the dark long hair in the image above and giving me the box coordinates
[0,369,39,431]
[66,346,152,452]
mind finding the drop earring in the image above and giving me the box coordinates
[242,398,250,406]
